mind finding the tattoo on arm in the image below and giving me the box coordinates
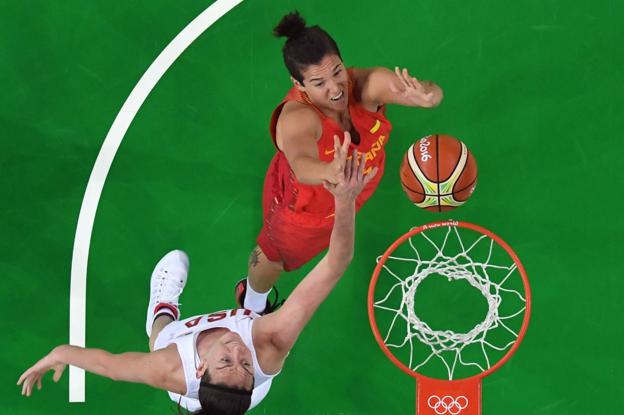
[249,247,260,268]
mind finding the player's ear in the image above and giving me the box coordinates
[196,359,208,379]
[291,76,305,91]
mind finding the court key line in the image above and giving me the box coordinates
[69,0,244,402]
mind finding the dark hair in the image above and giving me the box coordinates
[273,11,342,84]
[176,370,253,415]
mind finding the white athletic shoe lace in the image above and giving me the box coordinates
[153,269,185,305]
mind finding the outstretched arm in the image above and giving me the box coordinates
[17,345,178,397]
[277,104,350,185]
[357,66,443,109]
[253,149,378,374]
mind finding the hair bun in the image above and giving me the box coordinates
[273,11,307,39]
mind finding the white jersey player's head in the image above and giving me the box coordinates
[193,331,254,414]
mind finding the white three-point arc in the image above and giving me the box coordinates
[68,0,244,402]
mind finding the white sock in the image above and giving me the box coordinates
[244,278,271,313]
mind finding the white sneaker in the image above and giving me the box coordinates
[146,250,189,337]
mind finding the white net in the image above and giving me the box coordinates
[372,222,528,380]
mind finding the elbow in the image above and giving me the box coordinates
[288,155,327,185]
[289,159,309,184]
[292,169,308,184]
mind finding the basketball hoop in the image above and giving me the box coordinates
[368,221,531,415]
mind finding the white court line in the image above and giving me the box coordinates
[69,0,244,402]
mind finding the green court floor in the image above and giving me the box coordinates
[2,0,623,413]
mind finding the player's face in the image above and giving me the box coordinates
[207,331,254,390]
[298,54,348,112]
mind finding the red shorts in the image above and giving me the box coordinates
[257,198,334,272]
[256,155,334,272]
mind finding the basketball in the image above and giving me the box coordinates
[400,134,477,212]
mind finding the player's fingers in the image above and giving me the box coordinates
[17,368,35,387]
[402,68,415,87]
[337,133,350,164]
[37,377,42,390]
[25,378,32,397]
[28,376,37,396]
[53,365,65,382]
[410,76,424,90]
[395,67,410,88]
[338,143,348,167]
[346,149,357,180]
[394,66,405,81]
[405,70,425,92]
[331,137,344,170]
[341,131,351,152]
[357,151,367,179]
[363,167,379,186]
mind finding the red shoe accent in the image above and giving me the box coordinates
[233,279,283,315]
[154,302,179,320]
[235,280,246,308]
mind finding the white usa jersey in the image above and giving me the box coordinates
[153,308,276,412]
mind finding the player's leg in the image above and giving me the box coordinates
[236,220,333,314]
[236,246,283,314]
[240,155,288,314]
[146,250,189,349]
[248,246,283,292]
[149,315,174,351]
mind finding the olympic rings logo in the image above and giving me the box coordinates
[427,395,469,415]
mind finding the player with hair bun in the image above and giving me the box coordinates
[237,11,444,314]
[18,148,376,414]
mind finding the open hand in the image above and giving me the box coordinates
[323,150,378,200]
[324,131,352,184]
[17,348,66,397]
[390,67,436,107]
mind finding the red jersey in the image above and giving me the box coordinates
[268,69,392,223]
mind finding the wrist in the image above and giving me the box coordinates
[51,345,69,363]
[334,195,356,207]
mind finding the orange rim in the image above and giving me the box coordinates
[367,220,532,382]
